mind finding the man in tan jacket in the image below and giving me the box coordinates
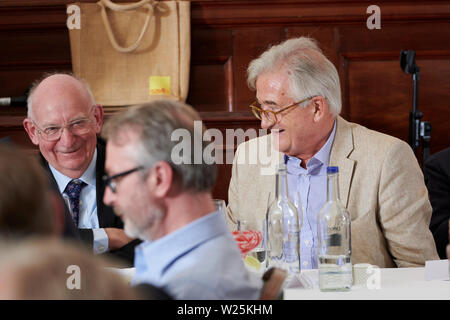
[227,36,438,268]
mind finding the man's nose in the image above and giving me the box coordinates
[58,127,77,146]
[103,184,115,207]
[260,115,274,129]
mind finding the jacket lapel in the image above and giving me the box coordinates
[329,117,355,208]
[95,139,115,227]
[252,134,284,221]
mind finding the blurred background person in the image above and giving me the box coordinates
[424,146,450,259]
[102,100,263,299]
[0,144,66,238]
[0,238,140,300]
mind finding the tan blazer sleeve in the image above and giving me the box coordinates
[378,140,439,267]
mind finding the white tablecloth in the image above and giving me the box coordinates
[284,267,450,300]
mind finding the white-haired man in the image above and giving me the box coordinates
[23,73,139,266]
[228,37,439,268]
[102,100,262,299]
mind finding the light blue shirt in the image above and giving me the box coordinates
[284,120,336,270]
[49,149,109,254]
[132,211,263,300]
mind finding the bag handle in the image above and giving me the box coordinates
[101,0,152,11]
[98,0,154,53]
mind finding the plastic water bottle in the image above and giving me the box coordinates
[266,164,302,277]
[317,166,352,291]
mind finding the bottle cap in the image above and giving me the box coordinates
[327,166,339,174]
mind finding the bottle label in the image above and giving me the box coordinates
[327,233,342,247]
[283,232,299,263]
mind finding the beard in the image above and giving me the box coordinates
[123,217,144,240]
[121,205,165,241]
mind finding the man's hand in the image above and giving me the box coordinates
[105,228,135,251]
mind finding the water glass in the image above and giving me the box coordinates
[213,199,227,216]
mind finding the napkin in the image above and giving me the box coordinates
[425,259,450,281]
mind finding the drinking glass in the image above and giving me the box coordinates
[232,219,267,275]
[213,199,227,216]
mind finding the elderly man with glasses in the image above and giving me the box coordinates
[23,73,139,266]
[228,37,438,269]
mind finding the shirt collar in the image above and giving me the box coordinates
[135,210,229,278]
[49,148,97,193]
[284,120,337,173]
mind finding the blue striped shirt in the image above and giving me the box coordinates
[284,120,336,270]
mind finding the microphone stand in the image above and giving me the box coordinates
[400,50,432,167]
[409,69,421,155]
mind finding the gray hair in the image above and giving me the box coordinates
[102,100,217,193]
[247,37,342,116]
[26,71,96,119]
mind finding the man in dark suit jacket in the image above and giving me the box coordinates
[42,139,140,265]
[23,73,139,266]
[424,147,450,259]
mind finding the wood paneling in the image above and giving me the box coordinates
[233,27,286,111]
[188,61,232,112]
[1,0,450,202]
[188,28,233,112]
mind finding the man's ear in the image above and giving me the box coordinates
[23,118,40,145]
[93,104,104,134]
[147,161,173,198]
[311,96,328,122]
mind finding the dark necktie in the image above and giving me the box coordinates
[64,179,86,227]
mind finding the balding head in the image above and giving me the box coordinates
[27,73,95,119]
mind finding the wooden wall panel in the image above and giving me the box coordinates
[1,0,450,202]
[0,126,34,150]
[0,29,71,65]
[187,62,231,112]
[348,60,411,142]
[347,57,450,154]
[186,28,233,111]
[233,27,285,111]
[286,26,339,66]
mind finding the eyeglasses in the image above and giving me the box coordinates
[32,106,96,141]
[250,96,316,124]
[102,166,146,193]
